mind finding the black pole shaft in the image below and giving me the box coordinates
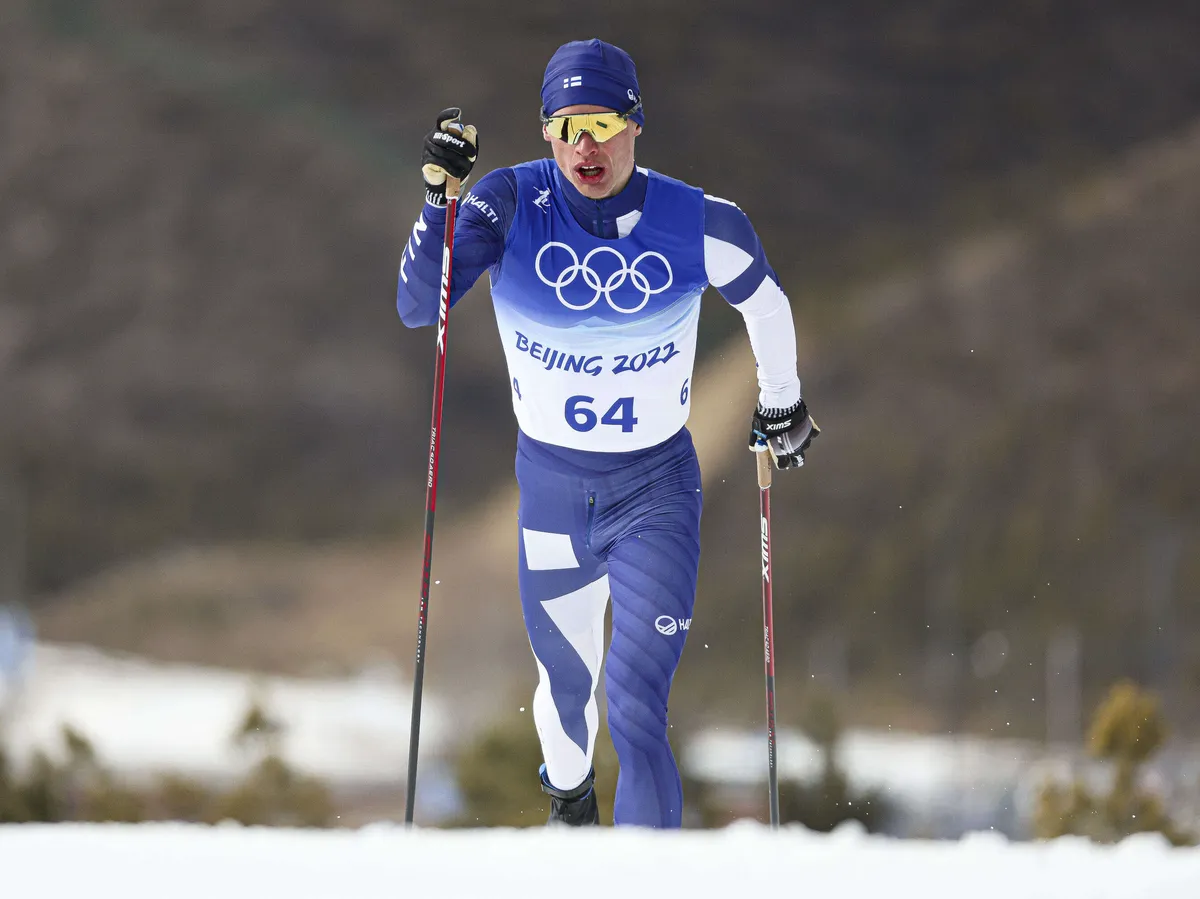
[757,449,780,829]
[405,191,459,827]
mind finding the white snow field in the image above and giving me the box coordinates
[1,643,452,786]
[1,822,1197,899]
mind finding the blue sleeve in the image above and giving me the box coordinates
[702,195,781,306]
[395,167,517,327]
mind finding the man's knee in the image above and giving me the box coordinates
[606,683,669,753]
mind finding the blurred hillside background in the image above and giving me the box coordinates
[2,0,1199,832]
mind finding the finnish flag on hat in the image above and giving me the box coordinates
[541,39,644,124]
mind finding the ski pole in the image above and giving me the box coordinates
[404,169,462,827]
[756,442,781,829]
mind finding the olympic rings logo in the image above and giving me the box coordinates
[534,242,673,314]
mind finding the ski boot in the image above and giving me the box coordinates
[540,764,599,826]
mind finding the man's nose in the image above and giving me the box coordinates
[574,132,600,156]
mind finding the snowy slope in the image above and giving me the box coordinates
[4,643,1197,836]
[1,643,451,784]
[1,822,1197,899]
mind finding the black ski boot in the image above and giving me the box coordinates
[540,765,599,826]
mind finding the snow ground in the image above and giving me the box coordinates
[1,821,1197,899]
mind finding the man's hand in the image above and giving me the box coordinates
[748,398,820,470]
[421,108,478,206]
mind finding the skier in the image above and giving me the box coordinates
[396,38,818,827]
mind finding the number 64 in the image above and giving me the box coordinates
[565,395,638,433]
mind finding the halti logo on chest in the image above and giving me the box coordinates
[535,242,673,314]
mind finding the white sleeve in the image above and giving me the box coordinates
[702,194,803,411]
[732,277,802,411]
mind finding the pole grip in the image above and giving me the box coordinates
[756,446,772,489]
[445,176,463,200]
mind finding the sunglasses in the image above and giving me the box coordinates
[540,99,642,145]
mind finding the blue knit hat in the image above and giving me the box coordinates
[541,39,644,125]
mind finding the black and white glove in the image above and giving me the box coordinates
[748,398,820,470]
[421,108,478,206]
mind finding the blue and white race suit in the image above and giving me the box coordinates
[397,160,802,827]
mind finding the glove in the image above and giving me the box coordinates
[748,398,820,470]
[421,107,478,206]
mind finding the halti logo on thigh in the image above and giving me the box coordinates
[655,615,691,636]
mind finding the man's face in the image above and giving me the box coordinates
[543,104,642,200]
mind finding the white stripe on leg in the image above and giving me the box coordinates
[531,574,610,791]
[522,528,580,570]
[532,656,591,791]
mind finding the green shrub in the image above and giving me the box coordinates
[779,691,892,833]
[451,711,622,827]
[0,694,334,828]
[217,692,334,827]
[151,773,219,822]
[1034,680,1195,846]
[451,711,549,827]
[449,708,715,827]
[778,766,890,833]
[82,775,147,823]
[0,745,33,822]
[213,755,334,828]
[232,692,284,756]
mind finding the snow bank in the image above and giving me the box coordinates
[1,644,450,785]
[1,822,1197,899]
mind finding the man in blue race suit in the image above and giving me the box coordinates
[396,38,819,827]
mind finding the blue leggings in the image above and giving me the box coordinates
[515,427,702,828]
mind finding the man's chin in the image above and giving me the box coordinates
[567,173,604,197]
[573,178,614,200]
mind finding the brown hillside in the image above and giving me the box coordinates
[4,0,1200,592]
[38,120,1200,735]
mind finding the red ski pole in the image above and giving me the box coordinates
[404,170,462,827]
[756,443,781,829]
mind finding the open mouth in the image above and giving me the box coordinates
[575,164,605,184]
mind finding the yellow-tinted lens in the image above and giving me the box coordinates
[546,113,629,144]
